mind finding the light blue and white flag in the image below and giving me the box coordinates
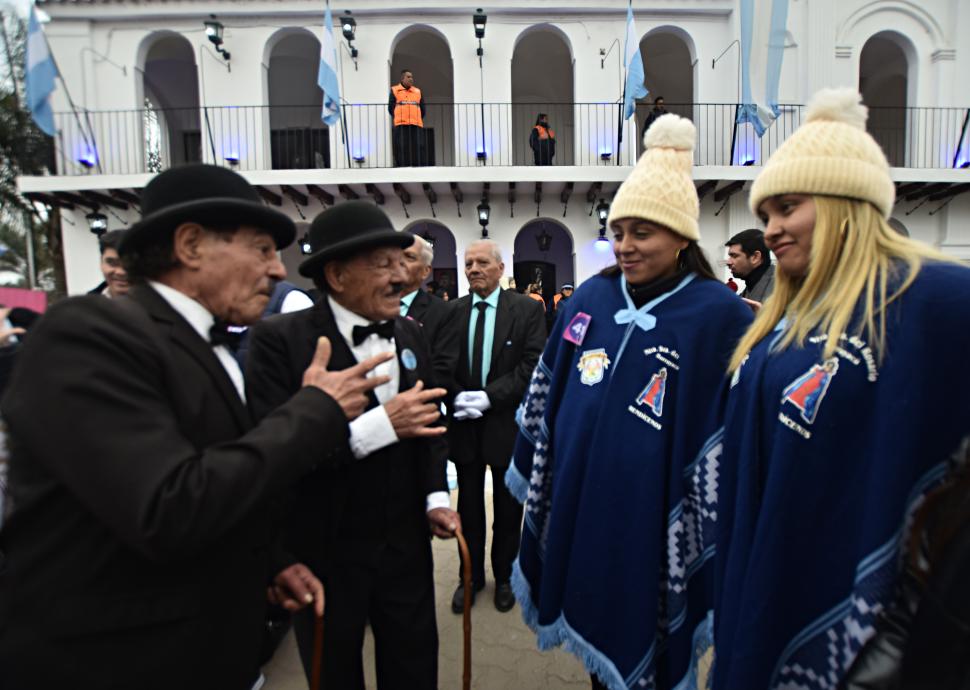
[25,5,58,136]
[737,0,791,136]
[317,2,341,126]
[622,2,648,121]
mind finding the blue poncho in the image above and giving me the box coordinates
[713,262,970,689]
[506,272,753,690]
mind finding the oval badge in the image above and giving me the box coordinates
[401,348,418,371]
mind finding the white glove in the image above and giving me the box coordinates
[454,390,491,413]
[453,407,484,421]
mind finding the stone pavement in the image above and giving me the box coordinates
[262,472,589,690]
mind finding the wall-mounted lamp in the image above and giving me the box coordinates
[422,230,436,249]
[596,199,610,226]
[352,153,366,165]
[341,11,359,65]
[205,16,231,62]
[473,9,487,40]
[86,210,108,236]
[477,199,490,238]
[224,153,240,165]
[596,226,610,244]
[600,151,613,162]
[300,232,312,255]
[476,150,488,162]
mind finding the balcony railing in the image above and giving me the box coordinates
[50,102,970,177]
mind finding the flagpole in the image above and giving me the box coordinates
[41,32,103,174]
[616,83,625,167]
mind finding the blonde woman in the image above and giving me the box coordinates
[712,89,970,689]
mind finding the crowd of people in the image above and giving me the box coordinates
[0,87,967,690]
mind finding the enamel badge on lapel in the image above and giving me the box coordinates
[401,348,418,371]
[577,348,610,386]
[563,312,592,345]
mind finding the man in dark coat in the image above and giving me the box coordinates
[0,164,388,690]
[725,228,775,304]
[246,201,459,690]
[400,233,458,389]
[447,239,546,614]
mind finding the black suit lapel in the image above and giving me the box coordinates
[490,289,514,369]
[129,285,251,431]
[405,290,430,324]
[394,318,421,391]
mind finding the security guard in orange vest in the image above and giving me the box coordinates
[529,112,556,166]
[388,69,427,167]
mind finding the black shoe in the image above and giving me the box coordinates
[494,582,515,612]
[451,583,483,614]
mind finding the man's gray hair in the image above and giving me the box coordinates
[413,235,434,266]
[467,239,503,263]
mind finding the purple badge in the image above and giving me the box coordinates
[563,312,592,345]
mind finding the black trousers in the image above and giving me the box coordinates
[293,539,438,690]
[455,460,524,587]
[393,125,425,167]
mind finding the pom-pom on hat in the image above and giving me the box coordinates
[749,88,895,218]
[607,114,700,241]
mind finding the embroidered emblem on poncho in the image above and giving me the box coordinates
[577,348,610,386]
[782,357,839,424]
[637,367,668,417]
[563,312,592,345]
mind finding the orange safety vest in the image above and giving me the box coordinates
[533,125,555,140]
[392,84,423,127]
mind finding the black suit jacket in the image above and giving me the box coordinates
[447,289,546,468]
[0,285,347,689]
[246,298,448,575]
[404,288,459,391]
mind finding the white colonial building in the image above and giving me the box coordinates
[18,0,970,297]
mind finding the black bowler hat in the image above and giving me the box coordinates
[119,164,295,253]
[299,201,413,278]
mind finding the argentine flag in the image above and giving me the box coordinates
[622,3,648,121]
[737,0,791,136]
[25,4,57,136]
[317,2,341,126]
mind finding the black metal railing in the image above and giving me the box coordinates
[49,103,970,176]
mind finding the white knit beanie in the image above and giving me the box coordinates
[749,88,895,218]
[607,114,700,241]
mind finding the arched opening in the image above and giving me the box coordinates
[266,30,330,169]
[389,27,454,167]
[513,219,575,326]
[636,29,695,156]
[887,217,910,237]
[860,32,912,166]
[511,26,574,166]
[405,220,458,300]
[140,34,201,170]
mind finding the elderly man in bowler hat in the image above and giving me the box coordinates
[0,164,390,689]
[246,200,460,690]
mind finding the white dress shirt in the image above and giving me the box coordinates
[328,296,450,513]
[149,281,246,402]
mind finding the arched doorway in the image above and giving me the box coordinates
[860,32,912,166]
[266,30,329,169]
[513,219,575,321]
[139,33,201,170]
[405,220,458,300]
[390,27,455,167]
[511,26,574,166]
[636,29,695,156]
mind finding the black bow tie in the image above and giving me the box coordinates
[352,321,395,346]
[210,321,245,350]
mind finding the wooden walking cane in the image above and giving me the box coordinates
[455,526,473,690]
[310,612,324,690]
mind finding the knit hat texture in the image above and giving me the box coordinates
[607,114,700,241]
[749,88,895,218]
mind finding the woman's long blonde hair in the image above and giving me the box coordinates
[728,195,953,372]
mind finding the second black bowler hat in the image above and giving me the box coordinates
[299,201,413,277]
[119,164,296,253]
